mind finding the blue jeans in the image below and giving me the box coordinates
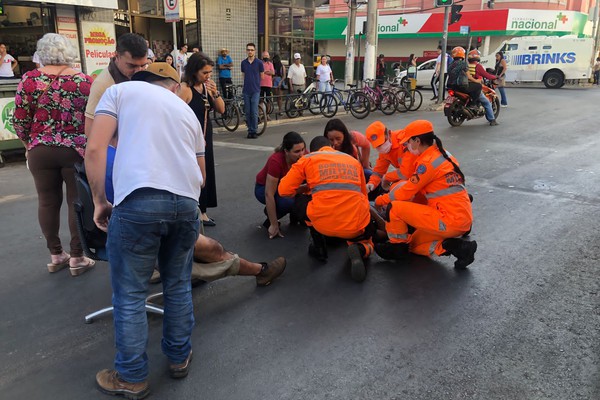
[107,188,199,382]
[479,92,494,122]
[243,92,260,135]
[254,183,294,219]
[497,86,508,105]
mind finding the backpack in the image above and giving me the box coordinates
[448,60,468,89]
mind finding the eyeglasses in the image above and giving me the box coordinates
[246,49,255,52]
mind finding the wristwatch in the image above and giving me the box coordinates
[214,92,221,99]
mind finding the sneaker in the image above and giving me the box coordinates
[430,96,438,101]
[348,244,366,283]
[500,104,508,108]
[169,351,193,379]
[442,238,478,269]
[489,120,499,126]
[374,242,409,260]
[247,133,257,139]
[256,257,286,286]
[96,369,149,400]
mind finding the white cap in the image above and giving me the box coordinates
[294,53,301,59]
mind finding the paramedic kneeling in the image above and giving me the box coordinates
[278,136,373,282]
[374,120,478,269]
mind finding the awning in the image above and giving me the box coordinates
[24,0,117,10]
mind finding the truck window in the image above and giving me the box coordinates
[542,45,552,50]
[504,44,518,52]
[528,46,537,50]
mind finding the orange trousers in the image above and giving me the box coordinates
[386,201,469,257]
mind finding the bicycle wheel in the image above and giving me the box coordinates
[408,89,423,111]
[285,94,300,118]
[380,89,397,115]
[320,93,338,118]
[366,91,378,112]
[349,92,370,119]
[222,101,240,132]
[256,103,267,136]
[308,92,321,115]
[212,109,223,127]
[394,88,411,113]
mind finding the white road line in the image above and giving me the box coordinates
[213,141,274,152]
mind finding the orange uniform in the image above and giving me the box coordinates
[278,146,371,240]
[385,145,473,256]
[368,129,416,188]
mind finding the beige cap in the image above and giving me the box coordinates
[132,62,180,84]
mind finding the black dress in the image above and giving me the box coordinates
[188,84,217,212]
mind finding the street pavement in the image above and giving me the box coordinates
[0,86,599,400]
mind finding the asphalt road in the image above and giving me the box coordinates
[0,86,599,400]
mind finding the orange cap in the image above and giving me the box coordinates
[399,120,434,143]
[366,121,387,148]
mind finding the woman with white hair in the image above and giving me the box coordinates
[12,33,95,276]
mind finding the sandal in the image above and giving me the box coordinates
[69,257,96,277]
[47,253,71,273]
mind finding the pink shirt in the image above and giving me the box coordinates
[260,61,274,88]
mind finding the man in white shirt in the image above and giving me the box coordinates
[431,45,450,100]
[287,52,307,92]
[0,44,18,78]
[85,62,205,399]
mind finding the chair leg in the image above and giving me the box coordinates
[84,292,165,324]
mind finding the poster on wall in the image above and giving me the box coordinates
[56,6,81,71]
[80,21,117,78]
[0,98,17,141]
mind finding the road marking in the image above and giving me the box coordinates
[0,194,25,204]
[213,141,274,152]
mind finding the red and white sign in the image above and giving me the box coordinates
[56,6,82,71]
[164,0,180,23]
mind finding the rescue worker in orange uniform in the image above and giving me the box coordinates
[365,121,416,199]
[278,136,373,282]
[374,120,478,269]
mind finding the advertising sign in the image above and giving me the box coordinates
[56,6,81,70]
[0,98,17,141]
[81,21,117,78]
[164,0,180,23]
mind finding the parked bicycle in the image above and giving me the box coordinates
[361,79,397,115]
[214,84,267,136]
[284,78,320,118]
[319,80,371,119]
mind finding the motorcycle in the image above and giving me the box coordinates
[443,79,500,127]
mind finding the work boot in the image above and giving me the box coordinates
[256,257,287,286]
[348,243,366,283]
[374,242,409,260]
[442,238,478,269]
[169,351,193,379]
[96,369,150,400]
[308,228,328,261]
[489,119,499,126]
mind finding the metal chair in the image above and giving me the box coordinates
[73,162,164,324]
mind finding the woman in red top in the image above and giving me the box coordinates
[12,33,95,276]
[323,118,372,181]
[255,131,305,239]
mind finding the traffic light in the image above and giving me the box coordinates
[434,0,453,7]
[450,4,463,25]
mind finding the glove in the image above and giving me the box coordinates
[366,183,375,193]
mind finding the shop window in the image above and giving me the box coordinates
[130,0,159,15]
[183,0,197,20]
[293,0,315,8]
[292,8,313,37]
[270,7,291,36]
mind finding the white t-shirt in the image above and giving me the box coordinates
[32,52,44,68]
[147,48,155,60]
[0,54,15,77]
[287,63,307,85]
[316,64,332,82]
[176,52,188,77]
[95,81,205,206]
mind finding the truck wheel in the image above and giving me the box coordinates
[543,71,564,89]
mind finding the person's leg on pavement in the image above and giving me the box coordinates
[249,92,260,136]
[479,92,495,123]
[243,92,253,137]
[157,195,199,373]
[498,86,508,106]
[430,74,439,99]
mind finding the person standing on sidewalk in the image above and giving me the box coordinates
[85,62,206,399]
[241,43,264,139]
[287,53,307,93]
[216,48,233,97]
[260,51,275,113]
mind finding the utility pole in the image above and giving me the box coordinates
[363,0,378,81]
[437,6,450,104]
[345,0,357,86]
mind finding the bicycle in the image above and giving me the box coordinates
[385,76,413,113]
[284,78,320,118]
[214,84,267,136]
[401,78,423,112]
[361,79,397,115]
[319,80,370,119]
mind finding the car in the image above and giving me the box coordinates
[394,58,437,89]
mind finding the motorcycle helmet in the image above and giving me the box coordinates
[451,46,466,59]
[468,49,481,62]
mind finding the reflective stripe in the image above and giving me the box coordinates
[304,150,346,158]
[425,185,466,199]
[438,220,447,232]
[395,169,407,180]
[372,171,383,178]
[429,240,439,255]
[388,233,408,240]
[388,181,407,201]
[431,154,447,168]
[312,182,362,194]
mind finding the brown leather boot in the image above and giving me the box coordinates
[256,257,286,287]
[169,350,193,379]
[96,369,149,399]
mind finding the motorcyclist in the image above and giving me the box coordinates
[468,49,499,126]
[447,46,481,106]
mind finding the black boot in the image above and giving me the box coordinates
[374,242,409,260]
[348,243,367,282]
[442,238,478,269]
[308,227,328,261]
